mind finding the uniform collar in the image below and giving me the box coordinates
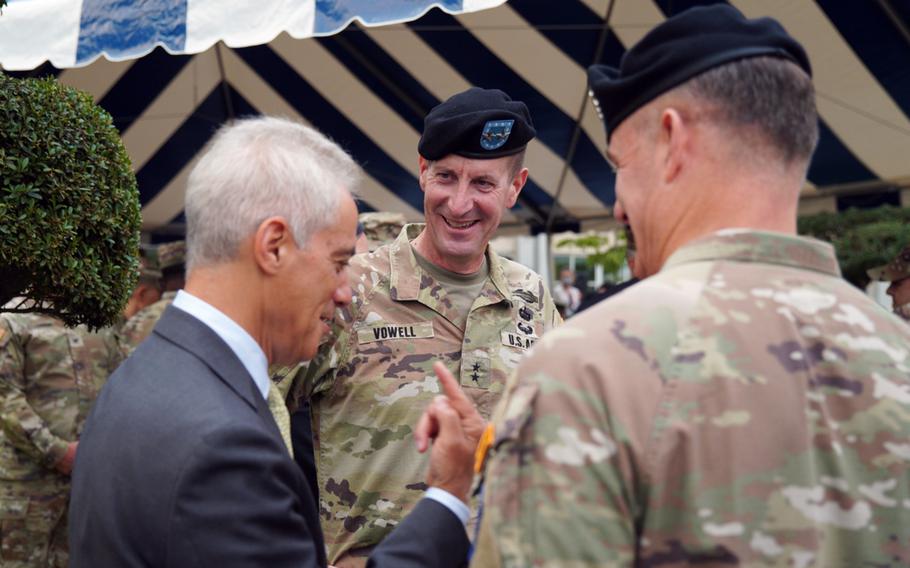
[388,223,512,305]
[662,229,841,277]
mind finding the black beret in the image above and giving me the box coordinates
[418,87,536,160]
[588,4,811,141]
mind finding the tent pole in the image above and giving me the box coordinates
[544,0,616,237]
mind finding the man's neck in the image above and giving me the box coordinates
[412,232,487,274]
[652,170,801,273]
[184,263,267,360]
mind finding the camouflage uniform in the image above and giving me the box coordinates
[0,313,122,567]
[119,239,185,357]
[118,291,176,357]
[359,212,406,252]
[473,230,910,567]
[287,223,561,565]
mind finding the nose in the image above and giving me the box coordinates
[333,279,353,307]
[448,181,473,217]
[887,281,897,298]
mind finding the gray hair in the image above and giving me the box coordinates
[676,56,819,166]
[185,117,361,272]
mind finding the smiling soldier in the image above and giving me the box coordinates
[284,87,561,567]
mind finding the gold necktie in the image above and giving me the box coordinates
[267,381,294,458]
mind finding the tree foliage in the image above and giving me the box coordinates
[0,74,141,328]
[798,205,910,288]
[556,232,628,282]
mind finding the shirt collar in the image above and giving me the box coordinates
[171,290,270,400]
[662,229,842,277]
[388,223,512,302]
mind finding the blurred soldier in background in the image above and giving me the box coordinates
[358,212,406,253]
[552,268,582,318]
[0,309,121,566]
[121,249,162,323]
[119,241,186,355]
[867,243,910,321]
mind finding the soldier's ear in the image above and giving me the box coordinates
[659,108,687,185]
[506,167,528,208]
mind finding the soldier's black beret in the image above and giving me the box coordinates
[588,4,811,141]
[418,87,536,160]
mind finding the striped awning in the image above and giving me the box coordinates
[3,0,910,237]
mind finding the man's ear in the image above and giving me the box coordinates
[506,167,529,208]
[659,108,687,184]
[253,216,293,275]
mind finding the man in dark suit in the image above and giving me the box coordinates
[69,117,475,567]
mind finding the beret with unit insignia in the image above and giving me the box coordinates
[418,87,536,160]
[587,4,811,141]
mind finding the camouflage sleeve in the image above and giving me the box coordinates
[471,329,640,567]
[0,317,70,469]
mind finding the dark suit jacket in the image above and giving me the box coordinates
[291,402,320,501]
[69,305,468,568]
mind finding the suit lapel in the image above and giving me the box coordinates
[152,306,284,444]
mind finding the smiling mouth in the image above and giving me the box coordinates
[443,217,478,230]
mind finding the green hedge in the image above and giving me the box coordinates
[0,74,141,328]
[798,205,910,288]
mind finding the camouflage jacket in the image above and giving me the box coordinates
[288,223,561,562]
[118,292,176,357]
[0,313,122,481]
[473,230,910,567]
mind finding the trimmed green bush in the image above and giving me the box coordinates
[798,205,910,288]
[0,74,141,328]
